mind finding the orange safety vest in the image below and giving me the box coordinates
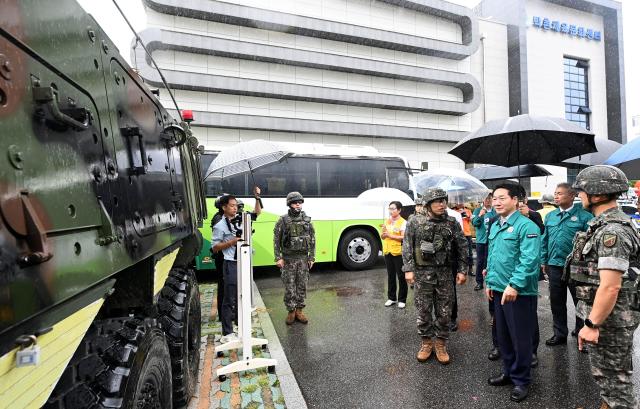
[382,217,405,256]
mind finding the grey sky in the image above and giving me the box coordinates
[77,0,639,139]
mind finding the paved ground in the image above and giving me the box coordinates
[188,282,288,409]
[255,258,640,409]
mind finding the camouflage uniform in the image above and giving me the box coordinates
[274,198,316,312]
[569,166,640,409]
[402,191,468,340]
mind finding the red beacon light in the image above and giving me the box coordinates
[181,109,194,123]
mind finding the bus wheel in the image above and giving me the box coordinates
[338,229,379,270]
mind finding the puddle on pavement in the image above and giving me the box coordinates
[457,318,474,332]
[384,362,407,376]
[325,286,364,297]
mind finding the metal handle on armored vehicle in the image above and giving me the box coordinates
[33,86,90,131]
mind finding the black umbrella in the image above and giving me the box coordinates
[449,114,596,167]
[467,164,551,181]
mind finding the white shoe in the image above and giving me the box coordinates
[384,300,396,307]
[398,302,406,309]
[220,333,238,343]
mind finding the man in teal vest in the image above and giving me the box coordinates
[472,192,497,290]
[486,183,541,403]
[541,182,593,346]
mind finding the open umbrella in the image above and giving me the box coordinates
[448,114,596,167]
[467,164,551,181]
[205,139,291,180]
[604,138,640,179]
[357,187,415,221]
[413,169,489,204]
[562,138,621,168]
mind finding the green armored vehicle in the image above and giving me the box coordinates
[0,1,207,407]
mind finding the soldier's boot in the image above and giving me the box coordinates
[416,338,433,362]
[434,338,450,365]
[598,402,611,409]
[286,310,296,325]
[295,308,308,324]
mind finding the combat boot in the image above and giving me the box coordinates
[286,310,295,325]
[295,308,308,324]
[434,338,450,365]
[416,338,433,362]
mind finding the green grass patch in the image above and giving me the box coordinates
[241,384,259,394]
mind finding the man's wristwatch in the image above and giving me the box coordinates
[584,318,600,329]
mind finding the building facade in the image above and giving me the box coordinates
[476,0,625,193]
[136,0,625,188]
[136,0,509,170]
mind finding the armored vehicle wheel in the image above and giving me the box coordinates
[337,229,379,270]
[44,317,172,409]
[157,268,202,408]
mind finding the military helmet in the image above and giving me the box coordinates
[422,188,448,205]
[286,191,304,206]
[572,165,629,195]
[540,193,554,205]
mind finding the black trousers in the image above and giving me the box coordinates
[385,254,407,303]
[489,295,539,353]
[475,243,488,285]
[214,252,225,320]
[494,293,538,386]
[548,265,583,338]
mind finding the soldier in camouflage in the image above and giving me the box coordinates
[569,165,640,409]
[274,192,316,325]
[403,188,468,364]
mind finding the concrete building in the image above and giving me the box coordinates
[135,0,625,188]
[136,0,509,170]
[476,0,625,194]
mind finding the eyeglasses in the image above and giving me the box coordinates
[388,207,397,211]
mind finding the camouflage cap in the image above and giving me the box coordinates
[286,191,304,205]
[540,193,554,204]
[572,165,629,195]
[422,188,448,205]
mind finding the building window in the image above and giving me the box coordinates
[564,57,590,129]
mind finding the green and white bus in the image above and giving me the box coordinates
[196,142,413,270]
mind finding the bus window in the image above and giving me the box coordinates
[319,158,409,197]
[252,157,319,197]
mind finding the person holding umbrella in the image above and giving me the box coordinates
[541,183,592,347]
[486,183,541,403]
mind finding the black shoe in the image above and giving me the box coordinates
[488,347,501,361]
[545,336,567,346]
[531,354,538,368]
[474,284,483,291]
[510,385,529,402]
[449,322,458,332]
[571,329,578,337]
[488,373,513,386]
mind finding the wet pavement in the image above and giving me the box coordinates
[255,258,640,409]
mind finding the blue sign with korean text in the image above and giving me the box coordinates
[532,16,601,41]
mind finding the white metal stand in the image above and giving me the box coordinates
[215,213,277,380]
